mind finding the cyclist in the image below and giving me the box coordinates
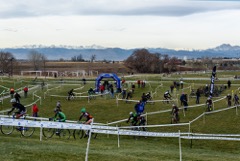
[126,112,146,130]
[134,100,146,115]
[56,100,62,111]
[7,98,26,119]
[88,87,95,99]
[52,108,66,122]
[79,107,93,125]
[226,94,232,107]
[233,94,239,106]
[67,89,75,100]
[206,97,213,111]
[164,90,172,103]
[171,104,179,123]
[78,108,93,137]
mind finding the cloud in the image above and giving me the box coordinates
[0,0,240,19]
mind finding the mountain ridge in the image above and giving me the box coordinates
[1,44,240,61]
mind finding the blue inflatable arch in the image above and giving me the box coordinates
[95,73,121,92]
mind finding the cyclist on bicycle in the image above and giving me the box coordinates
[233,94,239,106]
[134,100,146,115]
[88,87,95,99]
[7,98,26,119]
[67,89,75,100]
[79,107,93,125]
[164,90,172,103]
[226,94,232,107]
[171,104,179,123]
[52,108,66,122]
[206,97,213,111]
[127,112,146,127]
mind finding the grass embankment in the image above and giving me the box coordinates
[0,73,240,161]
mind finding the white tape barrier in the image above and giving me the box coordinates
[0,117,180,138]
[49,91,110,99]
[1,116,240,141]
[181,136,240,141]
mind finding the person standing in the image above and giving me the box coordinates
[196,88,201,104]
[23,86,28,98]
[10,87,14,98]
[227,80,231,89]
[32,104,39,117]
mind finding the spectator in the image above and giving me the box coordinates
[131,83,135,93]
[196,88,201,104]
[180,93,185,106]
[227,80,231,89]
[126,90,132,103]
[23,86,28,98]
[122,88,127,99]
[137,80,141,88]
[180,80,183,89]
[82,78,86,85]
[170,85,174,93]
[32,104,39,117]
[10,87,14,98]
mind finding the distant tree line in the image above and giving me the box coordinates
[124,49,182,73]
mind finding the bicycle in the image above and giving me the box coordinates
[42,118,71,139]
[171,113,179,124]
[73,122,97,139]
[43,128,71,139]
[130,117,147,140]
[163,96,172,104]
[0,114,35,137]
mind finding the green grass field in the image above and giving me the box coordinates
[0,72,240,161]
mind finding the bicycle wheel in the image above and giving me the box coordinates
[73,129,84,139]
[43,128,55,138]
[1,125,14,135]
[59,129,70,139]
[21,127,35,137]
[91,132,98,139]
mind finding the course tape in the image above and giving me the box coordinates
[1,116,240,141]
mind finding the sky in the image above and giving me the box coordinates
[0,0,240,50]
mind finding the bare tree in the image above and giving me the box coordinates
[124,49,161,73]
[28,50,47,71]
[0,51,15,74]
[90,54,96,62]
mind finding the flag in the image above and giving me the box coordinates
[209,66,216,98]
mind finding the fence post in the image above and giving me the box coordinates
[85,118,94,161]
[203,113,205,124]
[40,122,43,141]
[145,112,148,125]
[236,106,238,115]
[179,130,182,161]
[116,96,119,107]
[188,122,191,137]
[117,125,120,148]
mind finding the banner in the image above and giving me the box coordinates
[209,66,216,97]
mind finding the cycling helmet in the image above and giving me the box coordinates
[54,108,59,112]
[172,104,175,107]
[129,112,133,115]
[10,98,16,103]
[81,107,86,113]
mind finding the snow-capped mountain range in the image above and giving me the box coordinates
[1,44,240,61]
